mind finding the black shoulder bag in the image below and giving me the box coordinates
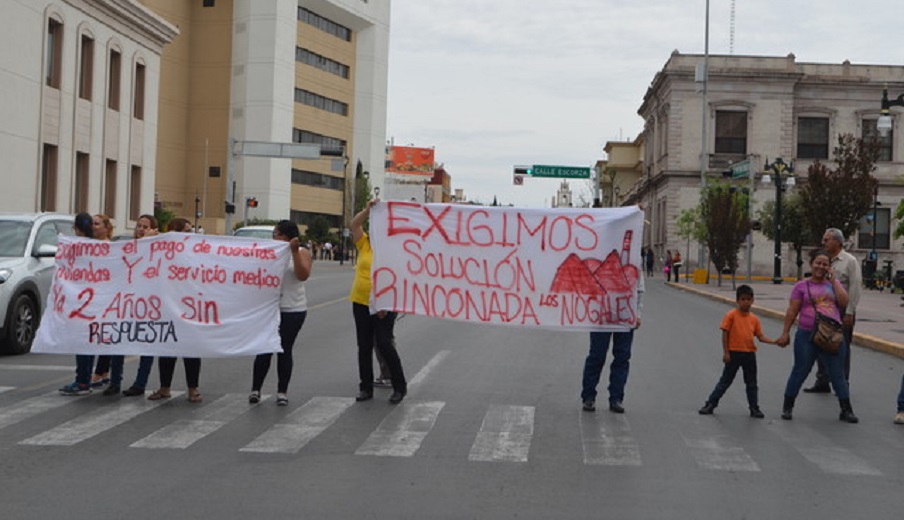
[806,281,843,355]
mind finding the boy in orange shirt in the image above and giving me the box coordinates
[699,285,778,418]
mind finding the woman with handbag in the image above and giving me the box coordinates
[776,249,858,423]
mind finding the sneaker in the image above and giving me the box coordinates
[59,382,91,396]
[749,407,765,419]
[582,400,596,412]
[276,393,289,406]
[374,378,392,388]
[102,385,121,396]
[895,412,904,425]
[248,391,261,404]
[698,402,716,415]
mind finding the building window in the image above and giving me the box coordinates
[292,128,346,151]
[133,62,145,120]
[797,117,829,159]
[857,207,890,250]
[298,7,351,42]
[41,144,58,211]
[290,210,340,230]
[295,88,348,116]
[46,19,63,88]
[291,169,344,190]
[108,49,121,111]
[295,47,350,79]
[75,152,90,211]
[862,119,893,162]
[79,35,94,100]
[129,166,141,221]
[104,160,117,216]
[715,111,747,154]
[203,0,215,6]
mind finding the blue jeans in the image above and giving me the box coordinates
[784,329,849,400]
[129,356,155,390]
[581,330,634,403]
[897,374,904,413]
[108,356,124,386]
[705,351,758,408]
[74,355,95,385]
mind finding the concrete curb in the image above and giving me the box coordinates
[667,282,904,360]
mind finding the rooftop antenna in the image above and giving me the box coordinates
[729,0,736,55]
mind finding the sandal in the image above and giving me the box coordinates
[147,389,172,401]
[188,389,203,403]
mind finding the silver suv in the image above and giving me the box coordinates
[0,213,73,354]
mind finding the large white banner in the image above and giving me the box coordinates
[32,233,287,357]
[370,202,643,331]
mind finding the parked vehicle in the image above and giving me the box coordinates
[0,213,73,354]
[233,225,274,239]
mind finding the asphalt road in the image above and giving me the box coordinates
[1,265,903,519]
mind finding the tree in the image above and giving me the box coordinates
[700,183,750,287]
[675,206,706,277]
[756,194,811,280]
[799,134,879,241]
[894,200,904,242]
[154,206,176,233]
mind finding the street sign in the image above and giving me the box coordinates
[730,158,751,179]
[530,165,591,179]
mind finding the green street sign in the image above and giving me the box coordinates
[730,159,751,179]
[531,165,591,179]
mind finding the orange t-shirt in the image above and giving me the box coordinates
[719,308,763,352]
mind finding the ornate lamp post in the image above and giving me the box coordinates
[878,87,904,137]
[762,158,795,284]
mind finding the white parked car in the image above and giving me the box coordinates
[233,225,275,239]
[0,213,73,354]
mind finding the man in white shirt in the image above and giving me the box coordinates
[804,228,861,392]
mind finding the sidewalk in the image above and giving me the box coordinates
[668,277,904,359]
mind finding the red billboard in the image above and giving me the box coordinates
[386,146,435,176]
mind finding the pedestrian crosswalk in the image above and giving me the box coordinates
[0,388,892,477]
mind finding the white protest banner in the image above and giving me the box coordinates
[32,233,287,357]
[369,202,643,331]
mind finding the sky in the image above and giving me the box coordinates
[385,0,903,208]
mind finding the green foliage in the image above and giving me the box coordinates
[700,182,750,284]
[894,199,904,243]
[154,207,176,233]
[799,134,878,241]
[676,207,707,244]
[305,215,332,243]
[756,195,811,279]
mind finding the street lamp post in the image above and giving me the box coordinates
[763,157,795,284]
[339,155,350,266]
[878,87,904,137]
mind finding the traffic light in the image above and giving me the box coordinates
[246,197,258,208]
[514,166,532,175]
[224,200,236,214]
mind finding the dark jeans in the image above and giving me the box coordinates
[813,315,854,385]
[785,329,849,400]
[897,373,904,413]
[74,355,95,385]
[252,311,306,393]
[158,357,201,388]
[107,356,124,386]
[673,264,681,282]
[129,356,155,390]
[94,356,111,375]
[581,330,634,404]
[353,303,406,393]
[705,351,758,408]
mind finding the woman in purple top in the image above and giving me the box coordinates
[776,249,858,423]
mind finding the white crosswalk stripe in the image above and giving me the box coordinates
[131,394,270,449]
[355,400,445,457]
[580,412,642,466]
[239,396,355,454]
[679,414,760,472]
[19,392,184,446]
[0,386,15,394]
[0,392,77,431]
[468,404,534,462]
[769,421,882,476]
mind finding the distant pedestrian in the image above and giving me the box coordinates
[664,250,673,282]
[672,251,682,283]
[776,249,858,423]
[645,247,655,277]
[698,285,778,418]
[581,273,644,414]
[896,374,904,425]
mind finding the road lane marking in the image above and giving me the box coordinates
[240,396,354,454]
[131,394,270,449]
[0,386,14,394]
[0,392,76,431]
[0,365,74,371]
[19,392,184,446]
[770,422,882,476]
[408,350,449,388]
[355,401,445,457]
[679,414,759,472]
[468,404,534,462]
[580,412,642,466]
